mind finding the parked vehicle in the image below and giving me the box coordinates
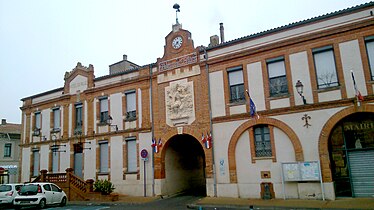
[13,182,67,209]
[0,183,23,207]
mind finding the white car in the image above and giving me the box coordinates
[0,183,23,207]
[13,182,67,209]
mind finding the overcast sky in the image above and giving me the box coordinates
[0,0,370,124]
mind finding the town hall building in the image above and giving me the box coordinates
[20,2,374,200]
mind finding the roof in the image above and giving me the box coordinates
[0,122,21,135]
[203,1,374,51]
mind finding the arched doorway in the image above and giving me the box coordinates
[164,134,206,196]
[328,112,374,197]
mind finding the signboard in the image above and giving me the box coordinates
[140,149,148,160]
[159,52,197,72]
[282,161,320,182]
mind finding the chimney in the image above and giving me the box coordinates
[1,119,6,125]
[123,54,127,61]
[219,23,225,43]
[209,35,219,47]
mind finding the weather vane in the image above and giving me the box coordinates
[173,3,180,24]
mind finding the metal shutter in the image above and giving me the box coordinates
[348,150,374,197]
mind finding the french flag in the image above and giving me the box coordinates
[158,138,162,148]
[206,132,212,149]
[151,138,158,153]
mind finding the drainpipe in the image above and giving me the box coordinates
[149,63,155,197]
[204,47,217,197]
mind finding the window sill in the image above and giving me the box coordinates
[317,85,340,93]
[97,122,109,127]
[124,171,138,175]
[253,156,274,160]
[124,118,137,122]
[51,128,61,133]
[98,172,109,175]
[268,93,290,100]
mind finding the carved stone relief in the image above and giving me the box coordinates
[165,79,195,126]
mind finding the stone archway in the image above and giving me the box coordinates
[318,104,374,183]
[227,117,303,183]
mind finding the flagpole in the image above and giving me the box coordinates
[351,70,360,107]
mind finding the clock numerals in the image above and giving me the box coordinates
[172,36,183,49]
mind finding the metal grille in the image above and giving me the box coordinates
[348,150,374,197]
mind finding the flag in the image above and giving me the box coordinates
[206,132,212,149]
[151,138,158,153]
[201,133,206,145]
[351,70,364,105]
[158,138,162,148]
[246,90,257,118]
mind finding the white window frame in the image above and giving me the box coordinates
[254,125,272,157]
[228,66,245,103]
[126,138,137,173]
[53,108,60,131]
[33,149,40,177]
[267,56,288,96]
[125,91,136,121]
[99,141,109,173]
[313,46,339,89]
[365,36,374,80]
[4,143,11,157]
[99,97,109,123]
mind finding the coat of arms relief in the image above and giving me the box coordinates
[165,80,195,126]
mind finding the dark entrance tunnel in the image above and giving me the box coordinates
[164,134,206,196]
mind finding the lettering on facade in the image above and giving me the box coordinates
[343,122,374,131]
[159,53,197,72]
[70,81,87,89]
[166,83,193,121]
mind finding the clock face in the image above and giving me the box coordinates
[172,36,183,49]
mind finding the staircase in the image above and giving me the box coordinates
[35,168,94,201]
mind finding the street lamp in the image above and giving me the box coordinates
[295,80,307,105]
[107,115,118,132]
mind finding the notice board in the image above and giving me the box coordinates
[282,161,320,182]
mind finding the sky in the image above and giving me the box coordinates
[0,0,370,124]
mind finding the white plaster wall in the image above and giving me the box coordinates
[270,98,290,109]
[110,136,123,182]
[21,147,31,182]
[60,107,64,135]
[95,71,139,87]
[247,62,265,111]
[318,89,342,103]
[273,106,345,160]
[70,75,88,93]
[339,39,367,98]
[290,51,313,105]
[60,144,70,172]
[32,91,63,104]
[23,114,27,143]
[93,99,97,134]
[84,139,96,180]
[229,104,246,115]
[213,119,247,184]
[68,104,72,137]
[40,145,49,171]
[138,88,142,128]
[206,9,373,61]
[209,71,226,118]
[110,93,123,130]
[84,100,88,135]
[137,132,153,196]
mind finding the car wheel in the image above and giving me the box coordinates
[38,199,46,209]
[60,197,67,207]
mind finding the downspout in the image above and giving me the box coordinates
[149,63,155,197]
[204,47,217,197]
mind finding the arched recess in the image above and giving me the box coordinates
[154,127,213,180]
[228,117,303,183]
[318,104,374,182]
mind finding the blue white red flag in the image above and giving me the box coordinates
[158,138,162,148]
[351,70,364,106]
[151,138,158,153]
[201,133,206,145]
[206,132,212,149]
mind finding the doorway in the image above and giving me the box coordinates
[164,134,206,196]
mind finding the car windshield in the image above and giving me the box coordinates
[19,185,38,195]
[0,185,11,192]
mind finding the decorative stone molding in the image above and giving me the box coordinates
[165,79,195,126]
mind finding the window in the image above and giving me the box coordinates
[99,141,109,173]
[228,66,245,102]
[125,91,136,121]
[52,152,59,173]
[100,97,109,123]
[52,108,60,131]
[127,138,137,172]
[43,184,51,191]
[35,112,41,129]
[267,57,288,96]
[75,104,83,133]
[33,150,40,177]
[365,36,374,80]
[254,125,272,157]
[4,143,11,157]
[313,46,339,89]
